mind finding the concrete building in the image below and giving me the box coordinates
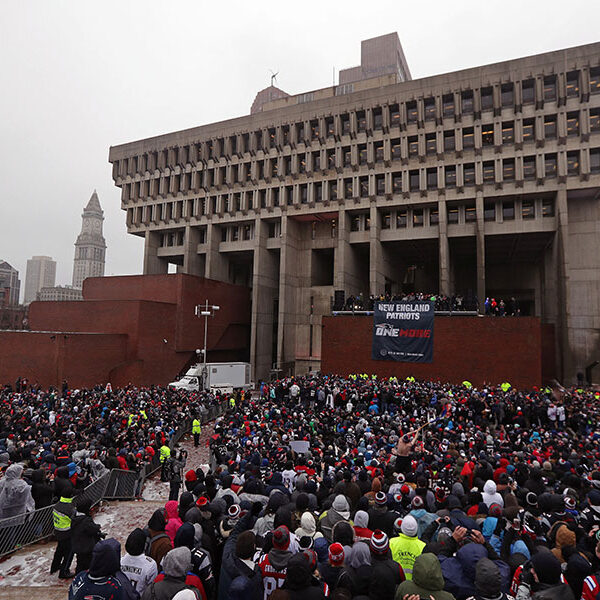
[24,256,55,305]
[0,261,21,307]
[108,34,600,383]
[37,285,83,302]
[72,191,106,289]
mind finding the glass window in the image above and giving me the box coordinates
[522,200,535,219]
[343,148,351,167]
[373,108,383,130]
[427,168,437,189]
[392,173,402,193]
[297,123,305,142]
[357,111,366,132]
[327,150,335,169]
[391,140,402,160]
[344,179,353,198]
[545,154,557,178]
[566,112,579,136]
[377,175,386,195]
[430,208,439,225]
[382,212,391,229]
[590,67,600,95]
[406,101,418,123]
[409,170,420,191]
[501,83,514,107]
[502,122,514,144]
[591,148,600,173]
[542,199,555,217]
[481,87,493,111]
[523,156,536,180]
[503,201,515,220]
[358,145,367,165]
[566,71,580,98]
[426,133,437,154]
[299,156,306,174]
[326,118,334,137]
[408,136,419,157]
[461,90,474,114]
[463,127,474,149]
[397,210,407,227]
[443,94,454,118]
[544,76,557,102]
[351,216,360,231]
[359,178,368,197]
[591,108,600,132]
[375,142,384,163]
[424,98,436,121]
[390,104,400,127]
[465,204,476,222]
[445,166,456,188]
[503,158,515,181]
[300,185,308,204]
[484,202,496,221]
[447,206,459,224]
[483,161,495,182]
[567,151,580,176]
[523,119,535,143]
[342,115,350,135]
[482,124,494,146]
[464,163,475,186]
[310,121,319,139]
[444,130,455,151]
[522,79,535,104]
[313,153,320,171]
[413,209,424,227]
[544,115,557,139]
[329,181,337,200]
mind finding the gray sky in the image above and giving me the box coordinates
[1,0,599,300]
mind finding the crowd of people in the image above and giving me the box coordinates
[3,375,600,600]
[341,293,479,313]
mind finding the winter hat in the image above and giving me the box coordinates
[303,549,317,572]
[375,491,387,506]
[397,473,406,483]
[401,515,418,537]
[526,492,538,507]
[370,529,389,555]
[298,535,314,550]
[272,525,290,550]
[489,503,503,518]
[332,494,350,513]
[354,510,369,529]
[411,495,424,509]
[531,550,561,585]
[235,530,256,559]
[172,591,198,600]
[329,542,345,566]
[196,496,209,507]
[475,558,502,596]
[437,527,453,543]
[588,490,600,507]
[162,547,192,578]
[228,504,241,520]
[125,528,147,556]
[564,496,577,510]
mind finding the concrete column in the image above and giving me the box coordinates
[475,192,486,314]
[556,187,571,381]
[250,218,279,382]
[438,200,450,295]
[183,225,204,276]
[204,223,228,282]
[334,208,362,295]
[143,231,168,275]
[369,204,384,296]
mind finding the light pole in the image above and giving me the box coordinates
[195,299,220,390]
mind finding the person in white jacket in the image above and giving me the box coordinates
[120,528,158,595]
[481,479,504,508]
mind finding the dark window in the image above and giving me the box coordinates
[424,98,436,121]
[542,199,555,217]
[375,142,384,163]
[284,156,291,175]
[447,206,459,224]
[377,174,386,195]
[522,79,535,104]
[483,161,495,182]
[358,145,367,165]
[523,118,535,143]
[591,67,600,95]
[282,126,290,145]
[544,75,557,102]
[382,212,391,229]
[406,101,418,123]
[502,122,514,144]
[413,209,424,226]
[313,152,320,171]
[445,166,456,188]
[344,179,353,198]
[464,163,475,186]
[221,227,228,242]
[391,140,401,160]
[523,156,536,180]
[503,158,515,181]
[465,204,476,222]
[591,148,600,173]
[444,130,455,151]
[298,156,306,174]
[343,148,351,167]
[350,216,360,231]
[545,154,557,178]
[590,108,600,132]
[426,133,437,154]
[272,188,280,205]
[409,170,420,191]
[315,183,322,202]
[430,208,439,225]
[482,124,494,146]
[310,121,319,140]
[567,151,580,176]
[300,185,308,204]
[342,114,350,136]
[329,181,337,200]
[373,108,383,129]
[461,90,474,114]
[443,94,454,117]
[463,127,474,149]
[544,115,557,139]
[408,136,419,157]
[566,112,579,136]
[357,111,366,132]
[326,118,334,137]
[567,71,580,97]
[503,201,515,220]
[297,123,305,142]
[359,178,368,197]
[484,202,496,221]
[397,210,407,228]
[522,200,535,219]
[390,104,400,127]
[392,173,402,193]
[427,168,437,189]
[501,83,514,107]
[481,87,494,111]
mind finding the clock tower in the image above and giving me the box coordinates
[72,190,106,289]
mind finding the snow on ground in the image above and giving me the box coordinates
[0,422,215,594]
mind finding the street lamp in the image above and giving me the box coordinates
[195,300,220,390]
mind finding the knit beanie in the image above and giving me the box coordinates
[272,525,290,550]
[329,542,345,566]
[125,528,147,557]
[531,550,561,585]
[401,515,418,537]
[370,529,389,555]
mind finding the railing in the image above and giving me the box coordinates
[0,398,229,558]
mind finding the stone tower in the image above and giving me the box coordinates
[72,190,106,289]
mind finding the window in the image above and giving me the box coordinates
[503,201,515,220]
[464,163,475,186]
[382,212,391,229]
[482,124,494,146]
[310,121,319,139]
[481,87,493,111]
[358,145,367,165]
[397,210,407,228]
[373,108,383,130]
[313,152,320,171]
[221,227,228,242]
[377,174,386,195]
[424,98,436,121]
[391,140,401,160]
[375,142,384,163]
[427,168,437,189]
[344,179,353,198]
[465,204,476,222]
[483,161,495,183]
[341,114,350,136]
[443,94,454,118]
[408,136,419,157]
[444,130,455,151]
[327,149,335,170]
[590,67,600,95]
[501,83,514,107]
[392,173,402,193]
[447,206,459,224]
[566,71,580,98]
[502,122,514,144]
[272,188,280,206]
[463,127,474,149]
[409,170,420,191]
[522,200,535,219]
[503,158,515,181]
[359,177,368,197]
[544,115,557,139]
[567,151,580,176]
[544,75,557,102]
[426,133,437,154]
[445,165,456,188]
[542,199,555,217]
[590,148,600,173]
[284,156,291,175]
[406,101,418,123]
[523,156,536,180]
[413,209,424,226]
[390,104,400,127]
[297,123,305,143]
[329,181,337,200]
[461,90,474,114]
[315,183,323,202]
[545,154,557,178]
[484,202,496,221]
[357,111,366,132]
[299,156,306,174]
[430,208,439,225]
[591,108,600,132]
[326,118,334,138]
[232,227,240,242]
[343,148,351,167]
[522,79,535,104]
[300,185,308,204]
[336,83,354,96]
[566,112,579,136]
[523,118,535,143]
[350,216,360,231]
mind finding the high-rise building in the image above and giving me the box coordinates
[108,34,600,383]
[24,256,56,305]
[72,191,106,289]
[0,261,21,306]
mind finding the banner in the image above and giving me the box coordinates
[372,300,434,362]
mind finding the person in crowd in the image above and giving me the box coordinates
[71,497,104,573]
[121,528,159,596]
[51,484,76,579]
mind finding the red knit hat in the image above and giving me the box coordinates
[272,525,290,550]
[185,470,197,482]
[370,529,389,555]
[329,542,345,566]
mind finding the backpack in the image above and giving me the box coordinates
[144,531,170,557]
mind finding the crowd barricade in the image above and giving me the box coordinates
[0,399,230,558]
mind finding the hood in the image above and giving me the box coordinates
[299,512,317,535]
[354,510,369,529]
[165,500,179,519]
[482,517,498,539]
[56,465,70,479]
[148,508,166,532]
[555,525,576,549]
[457,542,488,581]
[285,553,311,590]
[475,557,502,596]
[179,492,194,513]
[174,522,195,549]
[371,477,382,493]
[452,482,465,497]
[5,464,23,480]
[268,547,292,570]
[89,539,121,577]
[511,540,531,560]
[31,469,45,484]
[483,480,497,495]
[412,553,445,591]
[162,546,192,578]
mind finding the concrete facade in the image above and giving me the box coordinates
[37,285,83,302]
[24,256,56,305]
[108,37,600,384]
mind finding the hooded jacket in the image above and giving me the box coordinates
[482,481,504,508]
[550,525,576,564]
[283,553,326,600]
[395,553,456,600]
[147,509,173,568]
[295,511,323,540]
[142,547,200,600]
[71,510,102,556]
[0,464,35,520]
[30,469,54,509]
[319,495,351,542]
[165,500,183,544]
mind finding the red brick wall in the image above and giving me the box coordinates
[321,315,543,389]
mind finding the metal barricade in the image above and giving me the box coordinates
[103,469,143,500]
[73,471,110,508]
[0,504,54,558]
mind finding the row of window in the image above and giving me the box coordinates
[115,68,600,179]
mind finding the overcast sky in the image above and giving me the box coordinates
[1,0,599,300]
